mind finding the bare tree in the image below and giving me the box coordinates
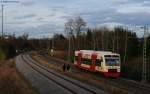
[73,16,86,50]
[65,19,75,50]
[65,19,74,62]
[65,19,74,37]
[65,16,86,50]
[73,16,86,37]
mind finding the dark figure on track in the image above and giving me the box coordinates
[62,63,66,72]
[66,64,71,71]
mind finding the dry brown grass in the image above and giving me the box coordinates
[48,50,67,60]
[0,60,38,94]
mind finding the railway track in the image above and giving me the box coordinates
[35,52,150,94]
[20,54,105,94]
[112,78,150,93]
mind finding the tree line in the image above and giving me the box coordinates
[50,24,150,82]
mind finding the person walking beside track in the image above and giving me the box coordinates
[66,64,71,72]
[62,63,66,72]
[62,63,71,72]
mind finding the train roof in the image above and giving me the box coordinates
[75,50,119,56]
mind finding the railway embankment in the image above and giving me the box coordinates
[31,52,137,94]
[0,59,38,94]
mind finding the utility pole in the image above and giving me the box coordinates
[0,0,19,39]
[52,37,54,50]
[93,30,96,50]
[116,26,119,53]
[68,35,71,62]
[123,26,128,64]
[101,31,104,50]
[50,37,55,56]
[112,29,115,52]
[1,4,3,39]
[141,25,148,83]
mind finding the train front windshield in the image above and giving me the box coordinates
[105,59,120,66]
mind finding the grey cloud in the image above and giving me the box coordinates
[100,12,150,26]
[112,0,130,5]
[37,17,44,21]
[18,23,63,38]
[5,0,150,38]
[21,1,35,6]
[142,1,150,6]
[6,22,27,25]
[113,0,150,5]
[14,14,36,20]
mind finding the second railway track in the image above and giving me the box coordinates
[35,52,150,94]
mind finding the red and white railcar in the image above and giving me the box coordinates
[74,50,120,78]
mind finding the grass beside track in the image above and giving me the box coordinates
[0,59,38,94]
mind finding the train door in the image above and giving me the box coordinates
[91,54,97,71]
[77,53,82,66]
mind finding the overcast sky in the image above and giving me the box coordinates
[1,0,150,38]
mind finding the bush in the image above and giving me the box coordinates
[0,49,6,60]
[0,40,16,59]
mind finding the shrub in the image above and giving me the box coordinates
[0,49,6,60]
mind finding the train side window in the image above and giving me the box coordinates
[81,58,91,65]
[95,59,101,66]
